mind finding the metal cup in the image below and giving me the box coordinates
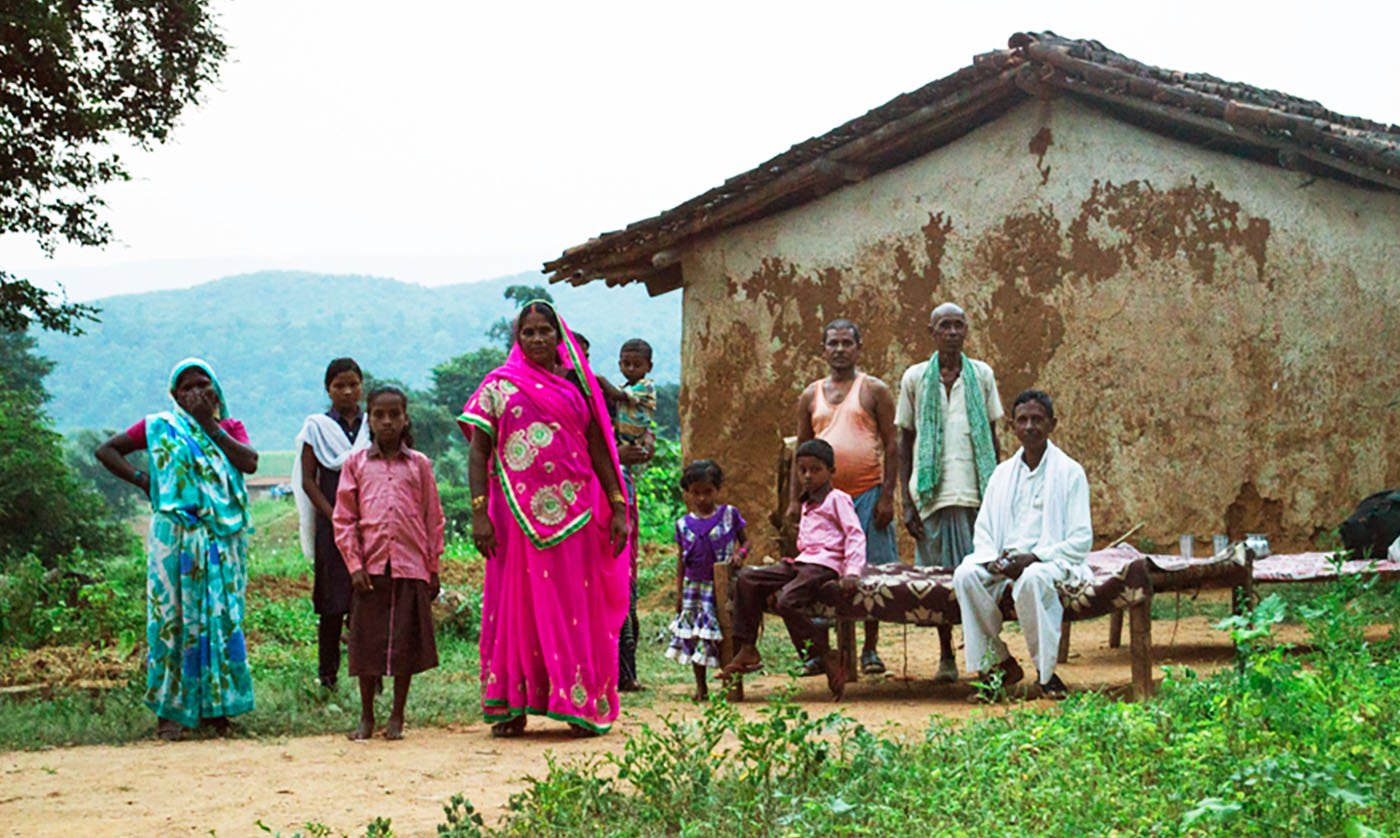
[1212,534,1229,557]
[1179,534,1194,560]
[1245,533,1270,558]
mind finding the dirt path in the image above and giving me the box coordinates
[0,604,1343,837]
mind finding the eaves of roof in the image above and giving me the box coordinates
[545,31,1400,295]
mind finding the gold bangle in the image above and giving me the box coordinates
[471,495,487,511]
[608,490,626,505]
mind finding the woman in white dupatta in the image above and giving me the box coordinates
[292,358,370,689]
[952,390,1092,700]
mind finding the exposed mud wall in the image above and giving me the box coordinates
[679,98,1400,554]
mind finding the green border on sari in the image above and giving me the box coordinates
[483,704,612,734]
[491,451,592,549]
[457,410,495,440]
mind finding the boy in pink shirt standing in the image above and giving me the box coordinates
[334,386,444,741]
[722,439,865,699]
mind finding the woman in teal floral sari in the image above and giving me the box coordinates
[96,358,260,740]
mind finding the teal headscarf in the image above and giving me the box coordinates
[168,357,229,419]
[148,357,248,535]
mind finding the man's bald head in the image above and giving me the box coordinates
[929,302,969,356]
[929,302,966,327]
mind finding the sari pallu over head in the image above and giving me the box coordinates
[146,358,249,537]
[457,302,632,610]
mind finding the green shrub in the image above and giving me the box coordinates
[631,437,684,545]
[452,578,1400,837]
[0,551,144,649]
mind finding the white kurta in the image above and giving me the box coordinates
[952,440,1092,682]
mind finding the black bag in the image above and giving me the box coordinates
[1338,489,1400,559]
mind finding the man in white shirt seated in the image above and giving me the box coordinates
[952,390,1092,700]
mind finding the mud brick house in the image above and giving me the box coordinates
[546,32,1400,553]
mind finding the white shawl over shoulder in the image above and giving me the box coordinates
[963,439,1094,587]
[291,413,370,559]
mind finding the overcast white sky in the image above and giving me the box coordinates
[4,0,1398,301]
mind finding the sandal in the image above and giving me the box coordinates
[719,658,764,677]
[860,649,886,675]
[490,716,526,738]
[1039,674,1069,701]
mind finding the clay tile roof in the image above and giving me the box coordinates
[546,30,1400,294]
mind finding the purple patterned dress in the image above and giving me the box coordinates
[666,505,746,667]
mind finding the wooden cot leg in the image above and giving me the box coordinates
[1057,618,1071,664]
[1129,599,1154,699]
[836,619,857,683]
[712,561,743,702]
[1108,608,1125,649]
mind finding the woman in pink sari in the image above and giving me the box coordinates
[458,301,631,737]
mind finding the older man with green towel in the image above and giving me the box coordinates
[896,302,1003,684]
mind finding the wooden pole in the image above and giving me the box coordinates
[837,619,858,683]
[1107,522,1145,549]
[1057,618,1071,663]
[1128,599,1154,699]
[712,560,743,701]
[1108,608,1125,648]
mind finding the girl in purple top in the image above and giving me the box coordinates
[666,460,747,701]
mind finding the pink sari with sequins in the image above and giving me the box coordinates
[458,306,630,733]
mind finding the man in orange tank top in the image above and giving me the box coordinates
[786,318,899,676]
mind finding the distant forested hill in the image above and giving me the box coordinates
[37,271,680,450]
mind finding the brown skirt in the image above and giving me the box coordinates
[347,575,438,677]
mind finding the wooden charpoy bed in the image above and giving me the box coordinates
[713,545,1400,702]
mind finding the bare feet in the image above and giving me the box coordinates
[568,723,601,738]
[691,689,709,703]
[822,650,846,701]
[490,716,526,738]
[204,717,235,737]
[348,716,374,741]
[384,715,405,741]
[156,718,184,742]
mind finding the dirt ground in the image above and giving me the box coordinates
[0,599,1364,837]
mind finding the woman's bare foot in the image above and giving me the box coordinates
[204,717,235,737]
[348,716,374,741]
[490,716,526,738]
[384,715,405,740]
[567,723,601,738]
[156,718,184,742]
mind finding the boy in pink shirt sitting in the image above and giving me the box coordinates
[721,439,865,699]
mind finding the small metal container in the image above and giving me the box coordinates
[1212,534,1230,557]
[1179,534,1195,560]
[1245,533,1270,558]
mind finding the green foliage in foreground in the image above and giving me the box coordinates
[483,581,1397,837]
